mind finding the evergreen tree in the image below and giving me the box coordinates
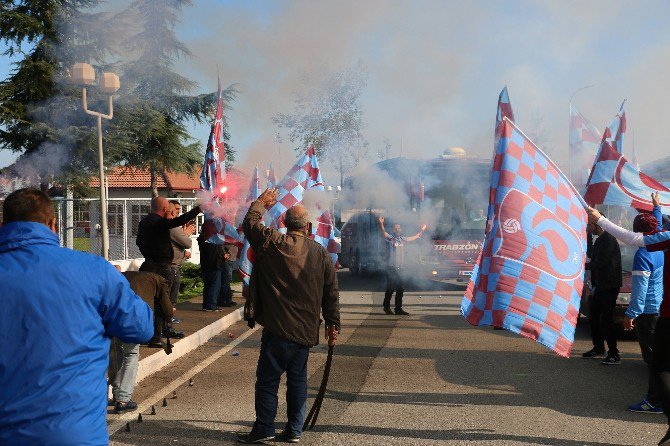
[273,62,368,187]
[0,0,118,189]
[114,0,236,197]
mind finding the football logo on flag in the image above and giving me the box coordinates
[462,117,587,358]
[494,189,584,281]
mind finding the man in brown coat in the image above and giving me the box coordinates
[109,271,175,413]
[237,188,340,444]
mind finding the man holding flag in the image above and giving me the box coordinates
[587,200,670,445]
[462,117,588,358]
[238,188,340,444]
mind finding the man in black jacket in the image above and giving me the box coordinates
[136,196,201,343]
[197,232,234,311]
[583,218,623,364]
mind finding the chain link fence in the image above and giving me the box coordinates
[0,197,200,261]
[54,198,200,261]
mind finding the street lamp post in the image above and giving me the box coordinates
[71,62,120,260]
[568,84,595,184]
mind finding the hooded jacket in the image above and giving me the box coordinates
[0,222,154,445]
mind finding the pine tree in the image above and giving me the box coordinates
[0,0,118,188]
[114,0,236,197]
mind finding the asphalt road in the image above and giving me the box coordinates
[109,271,666,446]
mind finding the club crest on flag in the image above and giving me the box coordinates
[462,118,587,358]
[583,102,670,211]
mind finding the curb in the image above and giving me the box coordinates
[136,307,244,383]
[110,307,244,398]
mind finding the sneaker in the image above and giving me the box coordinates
[582,348,606,358]
[236,432,275,444]
[658,427,670,445]
[383,306,393,315]
[601,353,621,365]
[395,308,410,316]
[114,400,138,413]
[628,397,664,414]
[171,317,181,324]
[276,430,301,443]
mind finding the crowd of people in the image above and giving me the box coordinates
[0,187,340,444]
[587,192,670,446]
[7,184,670,444]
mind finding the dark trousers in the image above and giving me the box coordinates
[218,263,233,306]
[588,287,619,355]
[253,330,309,437]
[653,317,670,422]
[140,261,176,339]
[384,267,405,311]
[636,314,660,405]
[169,265,181,306]
[201,267,233,310]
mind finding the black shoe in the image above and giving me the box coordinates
[582,348,606,358]
[659,427,670,445]
[163,329,185,339]
[602,353,621,365]
[114,400,138,413]
[383,306,393,315]
[203,307,222,312]
[277,430,301,443]
[395,308,410,316]
[108,398,116,407]
[171,317,181,324]
[236,432,275,444]
[147,338,164,348]
[222,301,238,307]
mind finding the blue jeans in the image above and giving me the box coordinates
[253,330,309,437]
[109,339,140,403]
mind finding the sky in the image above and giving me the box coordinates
[2,0,670,184]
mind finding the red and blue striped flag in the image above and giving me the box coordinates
[569,104,601,187]
[239,165,261,295]
[268,145,338,264]
[199,76,243,246]
[462,118,588,357]
[581,101,669,210]
[487,87,515,235]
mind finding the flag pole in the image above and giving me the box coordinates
[503,117,588,209]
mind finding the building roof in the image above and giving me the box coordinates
[90,166,201,191]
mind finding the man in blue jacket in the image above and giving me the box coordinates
[626,211,665,413]
[0,188,154,445]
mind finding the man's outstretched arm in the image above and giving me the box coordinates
[405,224,427,242]
[243,188,279,252]
[377,216,391,239]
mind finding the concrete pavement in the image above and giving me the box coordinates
[109,272,666,445]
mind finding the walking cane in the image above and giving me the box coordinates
[303,342,334,431]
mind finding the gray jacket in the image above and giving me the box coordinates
[170,227,192,266]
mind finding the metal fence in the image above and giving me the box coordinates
[45,197,200,261]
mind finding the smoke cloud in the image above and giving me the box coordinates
[171,0,670,178]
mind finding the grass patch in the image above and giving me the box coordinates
[177,262,243,303]
[74,237,91,251]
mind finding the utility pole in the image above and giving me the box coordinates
[275,132,283,176]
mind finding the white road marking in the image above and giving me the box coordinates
[108,324,261,436]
